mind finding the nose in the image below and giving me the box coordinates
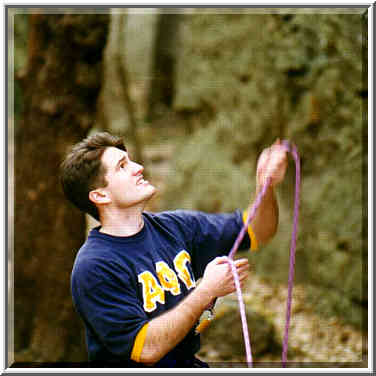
[132,161,144,175]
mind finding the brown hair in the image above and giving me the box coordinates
[60,132,126,221]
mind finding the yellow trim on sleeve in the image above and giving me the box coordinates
[130,323,149,362]
[243,210,258,251]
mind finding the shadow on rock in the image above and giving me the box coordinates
[198,303,286,363]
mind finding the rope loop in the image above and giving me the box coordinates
[228,140,301,368]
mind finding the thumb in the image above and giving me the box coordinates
[214,256,230,265]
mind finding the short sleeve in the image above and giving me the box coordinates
[71,259,148,359]
[155,210,251,279]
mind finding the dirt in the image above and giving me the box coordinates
[196,275,366,366]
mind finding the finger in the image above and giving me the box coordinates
[281,158,288,171]
[240,276,248,285]
[239,274,249,285]
[214,256,229,264]
[238,270,250,279]
[271,145,287,157]
[231,271,249,285]
[234,258,249,267]
[236,264,250,274]
[274,156,288,172]
[240,276,249,284]
[235,260,250,269]
[277,155,288,172]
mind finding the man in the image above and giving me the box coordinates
[60,132,287,367]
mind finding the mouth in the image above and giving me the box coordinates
[136,175,149,186]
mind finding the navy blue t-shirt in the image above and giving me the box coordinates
[71,210,251,367]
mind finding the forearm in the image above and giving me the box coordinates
[138,283,213,364]
[250,183,279,246]
[251,139,287,245]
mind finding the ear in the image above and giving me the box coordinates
[89,188,111,205]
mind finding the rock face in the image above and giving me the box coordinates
[197,300,282,364]
[164,10,367,328]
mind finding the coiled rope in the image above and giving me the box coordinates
[228,139,301,367]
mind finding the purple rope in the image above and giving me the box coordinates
[228,258,253,366]
[281,141,301,367]
[227,140,300,368]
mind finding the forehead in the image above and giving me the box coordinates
[101,147,127,170]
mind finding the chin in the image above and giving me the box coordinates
[142,184,157,199]
[148,185,158,198]
[137,187,156,210]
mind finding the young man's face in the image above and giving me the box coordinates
[99,147,156,209]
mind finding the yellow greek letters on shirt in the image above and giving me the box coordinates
[156,261,181,296]
[174,250,196,290]
[138,271,165,313]
[137,250,196,313]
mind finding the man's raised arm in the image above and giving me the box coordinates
[250,139,288,246]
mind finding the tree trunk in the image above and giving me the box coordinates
[14,13,109,363]
[147,13,181,120]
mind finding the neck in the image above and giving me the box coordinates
[99,204,145,237]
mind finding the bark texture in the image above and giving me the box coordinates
[14,13,109,362]
[147,13,181,120]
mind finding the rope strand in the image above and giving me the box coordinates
[281,142,301,367]
[227,140,300,368]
